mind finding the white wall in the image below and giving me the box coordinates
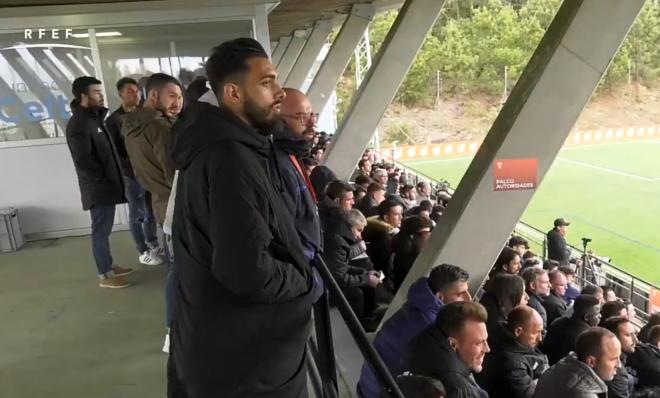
[0,138,128,240]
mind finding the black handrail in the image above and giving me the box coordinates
[313,255,406,398]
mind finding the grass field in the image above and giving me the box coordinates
[408,140,660,285]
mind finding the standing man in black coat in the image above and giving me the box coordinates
[168,38,315,398]
[547,218,571,265]
[65,76,132,289]
[479,306,549,398]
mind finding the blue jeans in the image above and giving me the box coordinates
[124,176,158,253]
[90,204,116,276]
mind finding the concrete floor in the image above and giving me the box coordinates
[0,232,168,398]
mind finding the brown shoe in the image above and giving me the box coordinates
[112,265,134,277]
[99,275,131,289]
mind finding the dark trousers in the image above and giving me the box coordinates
[124,176,158,253]
[167,352,188,398]
[334,286,376,320]
[89,204,116,275]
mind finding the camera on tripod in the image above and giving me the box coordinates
[581,237,592,246]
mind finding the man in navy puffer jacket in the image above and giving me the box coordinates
[357,264,470,397]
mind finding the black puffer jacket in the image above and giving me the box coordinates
[169,102,314,398]
[606,354,634,398]
[542,290,567,326]
[321,208,370,288]
[409,325,489,398]
[628,343,660,389]
[65,101,125,210]
[533,353,607,398]
[542,316,590,365]
[479,323,549,398]
[526,291,548,330]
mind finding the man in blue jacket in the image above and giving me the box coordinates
[357,264,470,397]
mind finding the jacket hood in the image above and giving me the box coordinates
[405,277,444,315]
[123,107,168,138]
[366,216,395,234]
[273,127,312,158]
[554,353,608,394]
[310,166,338,202]
[170,101,271,170]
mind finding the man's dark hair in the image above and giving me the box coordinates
[428,264,469,294]
[146,73,181,96]
[326,180,354,200]
[417,181,429,190]
[582,284,603,296]
[558,265,576,276]
[507,305,536,333]
[573,294,600,320]
[355,174,372,186]
[548,269,565,284]
[71,76,102,101]
[601,300,626,323]
[367,182,385,194]
[601,285,615,298]
[521,267,547,290]
[185,77,209,103]
[205,38,268,96]
[649,325,660,346]
[358,159,370,169]
[312,147,324,156]
[485,274,525,316]
[522,251,537,260]
[523,258,541,269]
[382,375,445,398]
[601,316,631,339]
[378,200,402,218]
[494,246,520,272]
[400,184,415,196]
[116,76,138,92]
[418,199,433,213]
[435,301,488,338]
[575,327,616,362]
[509,235,528,248]
[543,259,560,271]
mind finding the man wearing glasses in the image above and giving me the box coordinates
[273,88,322,260]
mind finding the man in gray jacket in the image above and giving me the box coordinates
[534,327,621,398]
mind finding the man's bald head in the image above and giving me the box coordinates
[281,87,315,138]
[508,305,544,348]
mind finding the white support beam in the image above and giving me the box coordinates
[276,29,308,83]
[270,35,291,66]
[306,4,375,110]
[252,3,272,56]
[284,20,333,90]
[323,0,445,180]
[383,0,645,324]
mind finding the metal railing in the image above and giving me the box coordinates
[370,150,658,325]
[310,255,405,398]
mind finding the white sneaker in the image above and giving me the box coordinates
[151,247,166,258]
[139,251,164,266]
[162,331,170,353]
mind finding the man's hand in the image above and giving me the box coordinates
[367,271,382,288]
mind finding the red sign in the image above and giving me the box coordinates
[650,289,660,314]
[493,158,538,191]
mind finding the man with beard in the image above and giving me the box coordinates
[123,73,183,231]
[602,316,638,398]
[65,76,132,288]
[168,38,315,398]
[274,88,322,259]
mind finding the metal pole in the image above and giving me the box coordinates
[306,340,324,398]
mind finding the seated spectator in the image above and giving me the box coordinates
[302,157,318,176]
[523,251,540,263]
[383,375,446,398]
[542,259,560,271]
[356,183,386,218]
[372,168,388,187]
[362,200,403,280]
[386,173,400,195]
[480,274,525,342]
[601,285,618,302]
[311,146,324,162]
[391,216,434,291]
[602,316,638,398]
[310,165,337,202]
[559,266,581,304]
[352,158,372,181]
[542,269,569,326]
[400,184,417,211]
[522,257,542,270]
[509,236,529,258]
[323,209,381,328]
[638,313,660,344]
[409,199,434,218]
[354,186,367,202]
[417,181,434,204]
[600,300,628,326]
[534,327,622,398]
[492,246,523,276]
[542,294,601,365]
[479,306,548,398]
[358,265,470,398]
[522,267,550,329]
[628,325,660,390]
[408,302,490,398]
[430,205,445,224]
[564,284,605,318]
[355,174,373,190]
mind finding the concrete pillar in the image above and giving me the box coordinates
[284,19,333,90]
[252,3,272,57]
[276,29,308,83]
[306,4,375,110]
[323,0,446,180]
[271,36,291,66]
[382,0,645,324]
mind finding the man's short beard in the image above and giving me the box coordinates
[244,96,280,132]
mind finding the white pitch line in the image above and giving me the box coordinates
[558,158,660,181]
